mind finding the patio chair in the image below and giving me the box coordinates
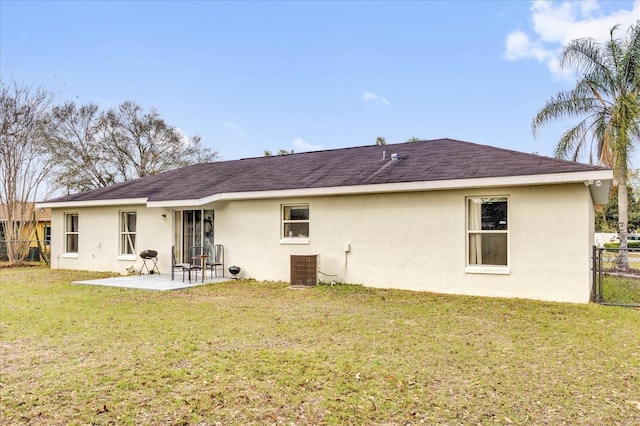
[182,246,205,283]
[207,244,224,278]
[172,245,189,281]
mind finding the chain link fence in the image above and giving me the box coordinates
[592,246,640,307]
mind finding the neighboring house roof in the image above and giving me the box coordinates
[0,203,51,221]
[38,139,613,208]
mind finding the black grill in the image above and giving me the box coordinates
[139,250,158,259]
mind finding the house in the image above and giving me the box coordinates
[0,203,51,261]
[37,139,613,303]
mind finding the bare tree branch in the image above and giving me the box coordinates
[0,79,55,265]
[48,100,218,191]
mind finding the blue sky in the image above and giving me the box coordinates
[1,0,639,163]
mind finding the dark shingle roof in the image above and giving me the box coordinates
[45,138,609,204]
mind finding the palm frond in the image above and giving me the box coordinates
[561,37,614,87]
[554,120,588,160]
[618,20,640,93]
[534,19,640,204]
[532,90,599,136]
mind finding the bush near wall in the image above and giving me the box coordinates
[603,241,640,251]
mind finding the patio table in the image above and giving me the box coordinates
[192,254,209,283]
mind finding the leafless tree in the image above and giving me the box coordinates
[48,102,113,192]
[49,100,218,192]
[0,80,55,265]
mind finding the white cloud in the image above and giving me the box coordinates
[293,137,323,152]
[504,0,640,77]
[175,127,192,147]
[363,90,390,106]
[224,121,245,138]
[504,30,550,61]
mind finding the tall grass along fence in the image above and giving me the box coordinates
[592,245,640,307]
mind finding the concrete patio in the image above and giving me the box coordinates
[73,272,232,291]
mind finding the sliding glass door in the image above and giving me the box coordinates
[173,209,214,263]
[184,210,202,263]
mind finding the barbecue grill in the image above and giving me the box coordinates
[228,265,241,279]
[139,250,159,275]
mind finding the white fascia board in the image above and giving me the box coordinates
[146,170,613,207]
[36,198,148,209]
[144,199,204,208]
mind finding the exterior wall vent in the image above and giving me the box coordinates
[290,254,318,286]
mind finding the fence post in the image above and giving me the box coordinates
[591,245,597,303]
[597,247,604,303]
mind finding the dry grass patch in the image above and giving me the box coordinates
[1,267,639,425]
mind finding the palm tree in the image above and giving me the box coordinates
[532,20,640,269]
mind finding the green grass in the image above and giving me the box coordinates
[1,267,639,425]
[602,275,640,305]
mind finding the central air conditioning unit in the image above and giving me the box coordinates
[290,254,318,286]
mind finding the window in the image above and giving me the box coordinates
[467,197,508,271]
[120,211,137,255]
[43,225,51,246]
[282,204,309,239]
[65,213,79,253]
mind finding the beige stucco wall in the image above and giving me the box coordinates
[49,182,595,303]
[214,183,594,303]
[49,204,174,275]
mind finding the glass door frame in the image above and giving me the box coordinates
[173,209,214,264]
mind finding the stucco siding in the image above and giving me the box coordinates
[215,184,593,303]
[50,205,174,274]
[507,184,592,302]
[48,182,594,303]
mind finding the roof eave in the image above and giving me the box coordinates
[36,198,149,209]
[145,170,614,207]
[586,177,613,205]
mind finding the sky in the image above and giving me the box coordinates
[1,0,639,164]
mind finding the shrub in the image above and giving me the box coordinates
[603,241,640,252]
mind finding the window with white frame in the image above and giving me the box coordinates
[467,197,508,269]
[65,213,79,253]
[282,204,309,239]
[43,224,51,246]
[120,211,137,255]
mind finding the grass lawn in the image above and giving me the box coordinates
[1,267,639,425]
[602,275,640,305]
